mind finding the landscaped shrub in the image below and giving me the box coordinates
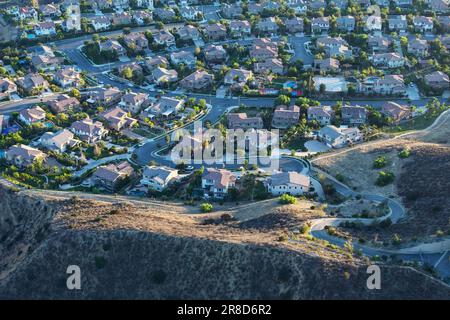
[200,202,213,213]
[279,194,297,204]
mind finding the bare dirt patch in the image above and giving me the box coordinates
[327,199,389,218]
[312,116,450,243]
[313,138,414,199]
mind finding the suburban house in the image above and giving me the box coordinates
[150,67,178,85]
[62,2,81,31]
[227,113,263,129]
[424,71,450,90]
[181,7,201,20]
[272,105,301,129]
[34,21,56,36]
[99,39,126,56]
[100,107,137,131]
[381,101,412,124]
[133,10,152,25]
[413,16,434,33]
[337,15,355,32]
[229,20,251,37]
[407,38,429,57]
[153,7,176,21]
[250,39,278,61]
[40,129,79,153]
[318,125,363,148]
[224,69,253,85]
[87,87,122,107]
[31,54,63,72]
[0,78,17,100]
[170,51,196,67]
[119,92,148,114]
[17,73,49,94]
[53,67,83,88]
[368,35,391,53]
[201,168,236,199]
[140,166,179,191]
[307,106,335,126]
[177,25,201,41]
[363,15,382,32]
[285,17,304,34]
[373,74,406,96]
[123,32,149,51]
[91,15,111,31]
[204,44,228,63]
[256,17,279,35]
[310,0,327,10]
[111,12,133,25]
[180,70,214,91]
[248,2,264,15]
[203,23,227,41]
[316,36,348,51]
[92,161,134,192]
[46,94,80,113]
[70,118,108,143]
[17,6,38,21]
[136,0,154,9]
[311,17,330,34]
[267,171,311,196]
[221,3,243,18]
[6,144,47,167]
[370,53,405,69]
[39,4,61,17]
[437,15,450,32]
[314,58,340,73]
[388,15,408,32]
[19,106,46,125]
[254,58,284,75]
[143,96,185,119]
[116,62,144,78]
[429,0,449,12]
[144,55,169,71]
[153,30,176,47]
[341,105,367,126]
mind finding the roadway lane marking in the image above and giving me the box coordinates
[434,250,448,268]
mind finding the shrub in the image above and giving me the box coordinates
[279,194,297,204]
[299,223,311,234]
[375,171,395,186]
[398,148,411,159]
[200,202,213,213]
[392,233,402,245]
[373,156,387,169]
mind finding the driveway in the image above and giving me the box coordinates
[288,35,313,68]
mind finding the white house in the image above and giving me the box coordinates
[318,125,363,148]
[40,129,80,153]
[140,166,179,191]
[267,171,311,196]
